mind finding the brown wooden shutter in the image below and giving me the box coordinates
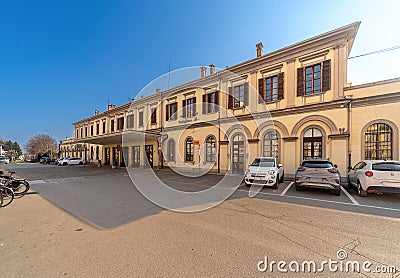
[228,87,233,109]
[182,99,186,118]
[192,97,196,115]
[322,59,331,92]
[202,94,207,114]
[165,104,169,121]
[215,91,219,112]
[278,72,284,100]
[258,78,265,103]
[297,67,304,96]
[244,82,249,106]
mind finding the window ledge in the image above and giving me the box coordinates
[302,91,327,98]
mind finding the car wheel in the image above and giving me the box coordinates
[272,176,279,189]
[79,161,83,165]
[295,183,302,191]
[357,182,367,197]
[63,162,67,166]
[279,172,284,183]
[333,188,341,196]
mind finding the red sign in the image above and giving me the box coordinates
[194,140,200,146]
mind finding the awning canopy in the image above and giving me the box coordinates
[68,130,160,146]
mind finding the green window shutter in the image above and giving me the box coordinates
[278,72,284,100]
[244,82,249,106]
[228,87,233,109]
[322,59,331,92]
[297,67,304,96]
[258,78,265,103]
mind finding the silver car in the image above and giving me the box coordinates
[295,159,341,196]
[347,160,400,197]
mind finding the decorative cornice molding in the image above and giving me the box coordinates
[260,64,283,74]
[298,49,329,62]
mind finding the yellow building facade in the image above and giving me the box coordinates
[60,22,400,178]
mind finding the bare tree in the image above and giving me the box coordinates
[25,134,58,157]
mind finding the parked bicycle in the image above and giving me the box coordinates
[0,171,30,197]
[0,184,14,207]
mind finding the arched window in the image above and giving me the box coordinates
[303,127,323,159]
[263,130,279,158]
[365,123,393,160]
[205,135,216,162]
[167,139,175,162]
[185,137,194,162]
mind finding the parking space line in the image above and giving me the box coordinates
[280,182,293,196]
[341,187,360,205]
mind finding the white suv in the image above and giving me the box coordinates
[59,157,85,166]
[347,160,400,196]
[244,157,284,188]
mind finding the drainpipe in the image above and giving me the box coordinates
[217,77,221,173]
[347,97,353,169]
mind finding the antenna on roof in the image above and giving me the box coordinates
[168,61,172,89]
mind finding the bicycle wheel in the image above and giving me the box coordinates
[0,186,14,207]
[10,180,30,197]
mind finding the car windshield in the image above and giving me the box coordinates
[302,161,333,168]
[372,163,400,172]
[250,158,275,167]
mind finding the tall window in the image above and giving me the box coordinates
[166,102,178,121]
[365,123,393,160]
[117,117,124,131]
[90,125,94,135]
[233,84,245,108]
[96,123,100,135]
[167,139,175,162]
[138,111,144,126]
[102,121,106,133]
[183,97,196,117]
[203,91,219,114]
[185,137,194,162]
[151,108,157,124]
[76,129,79,138]
[305,64,321,95]
[263,131,279,158]
[303,127,323,159]
[85,127,87,137]
[80,128,83,138]
[265,76,278,102]
[110,120,115,132]
[205,135,216,162]
[127,114,134,129]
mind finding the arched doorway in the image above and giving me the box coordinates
[231,133,245,174]
[303,127,323,159]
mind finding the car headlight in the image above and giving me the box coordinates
[269,170,275,175]
[245,169,250,175]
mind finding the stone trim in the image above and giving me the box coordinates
[291,115,338,136]
[253,120,290,139]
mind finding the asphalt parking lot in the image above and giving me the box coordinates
[1,163,399,229]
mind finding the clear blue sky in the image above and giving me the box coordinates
[1,0,399,149]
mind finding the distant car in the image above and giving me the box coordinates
[59,157,85,166]
[0,157,10,164]
[39,157,51,164]
[347,160,400,197]
[295,158,341,196]
[56,158,66,165]
[244,157,284,189]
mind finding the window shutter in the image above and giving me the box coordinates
[182,100,186,118]
[228,87,233,109]
[215,91,219,112]
[192,97,196,115]
[297,67,304,96]
[244,82,249,106]
[278,72,284,100]
[258,78,265,103]
[165,105,169,121]
[322,59,331,92]
[202,94,207,114]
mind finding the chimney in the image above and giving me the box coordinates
[95,110,99,116]
[156,88,161,94]
[108,104,115,111]
[209,64,215,75]
[256,42,263,57]
[200,66,206,78]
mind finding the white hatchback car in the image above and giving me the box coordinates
[244,157,284,188]
[59,157,85,166]
[347,160,400,196]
